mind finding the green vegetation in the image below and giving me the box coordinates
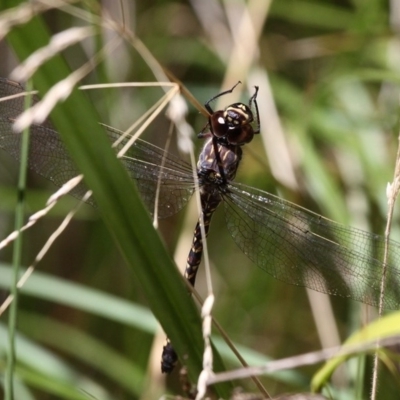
[1,0,400,399]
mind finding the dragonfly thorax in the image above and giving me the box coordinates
[197,138,242,185]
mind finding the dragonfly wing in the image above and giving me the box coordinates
[223,182,400,309]
[0,84,92,205]
[0,79,194,218]
[102,126,195,218]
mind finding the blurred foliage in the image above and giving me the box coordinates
[1,0,400,399]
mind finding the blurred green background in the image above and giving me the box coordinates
[1,0,400,399]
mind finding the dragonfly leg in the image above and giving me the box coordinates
[204,81,242,114]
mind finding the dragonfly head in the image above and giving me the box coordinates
[201,84,260,145]
[209,104,255,145]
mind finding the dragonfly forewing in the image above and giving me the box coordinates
[0,78,195,218]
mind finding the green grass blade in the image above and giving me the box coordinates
[2,1,231,395]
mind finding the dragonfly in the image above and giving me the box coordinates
[1,78,400,372]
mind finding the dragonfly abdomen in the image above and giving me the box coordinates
[185,199,221,286]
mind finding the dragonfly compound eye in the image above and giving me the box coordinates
[209,110,229,138]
